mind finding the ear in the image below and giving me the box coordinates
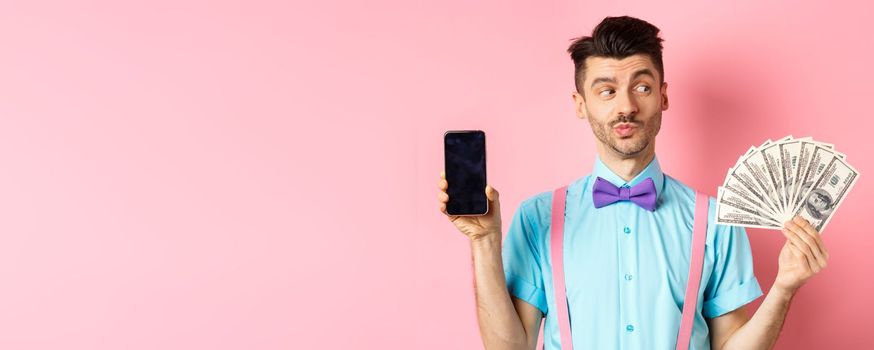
[660,81,669,111]
[572,91,588,120]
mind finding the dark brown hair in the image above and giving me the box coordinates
[567,16,665,94]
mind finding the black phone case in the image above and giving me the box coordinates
[443,130,488,216]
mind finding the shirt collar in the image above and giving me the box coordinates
[592,155,665,200]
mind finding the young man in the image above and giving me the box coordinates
[437,16,829,350]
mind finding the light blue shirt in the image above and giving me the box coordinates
[503,155,763,349]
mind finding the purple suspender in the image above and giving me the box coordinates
[547,185,709,350]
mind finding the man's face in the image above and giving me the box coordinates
[808,192,829,211]
[572,54,668,158]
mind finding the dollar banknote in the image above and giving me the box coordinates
[716,136,859,233]
[793,156,859,233]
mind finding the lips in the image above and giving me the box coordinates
[613,123,636,137]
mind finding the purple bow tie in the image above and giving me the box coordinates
[592,176,658,211]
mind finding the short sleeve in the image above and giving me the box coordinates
[502,200,548,315]
[703,200,765,318]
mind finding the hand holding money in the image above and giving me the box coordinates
[775,216,830,293]
[716,135,860,234]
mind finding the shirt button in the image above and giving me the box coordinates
[623,226,631,234]
[624,274,633,281]
[626,324,635,332]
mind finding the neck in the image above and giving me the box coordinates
[595,142,656,182]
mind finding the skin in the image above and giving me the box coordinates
[571,54,665,179]
[437,53,829,350]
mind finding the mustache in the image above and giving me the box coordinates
[609,115,641,127]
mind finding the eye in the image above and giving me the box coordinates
[599,88,615,97]
[635,85,651,93]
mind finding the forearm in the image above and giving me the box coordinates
[721,286,795,350]
[470,234,528,350]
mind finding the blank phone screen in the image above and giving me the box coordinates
[444,130,487,215]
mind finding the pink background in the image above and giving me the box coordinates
[1,0,872,349]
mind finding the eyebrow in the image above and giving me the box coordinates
[631,68,656,81]
[589,68,657,89]
[590,76,616,88]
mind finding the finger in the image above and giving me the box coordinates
[792,216,829,267]
[440,170,445,179]
[438,191,449,203]
[786,241,806,260]
[785,219,827,269]
[781,228,821,273]
[486,185,500,212]
[438,179,447,191]
[789,243,814,271]
[792,216,824,247]
[486,185,499,201]
[781,226,812,258]
[784,219,822,260]
[440,203,459,221]
[793,216,830,260]
[785,242,814,272]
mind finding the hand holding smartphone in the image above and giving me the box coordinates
[438,130,503,241]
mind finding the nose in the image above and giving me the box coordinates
[616,89,639,118]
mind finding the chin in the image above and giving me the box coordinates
[612,140,649,156]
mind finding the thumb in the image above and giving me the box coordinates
[486,185,499,203]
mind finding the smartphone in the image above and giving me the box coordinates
[443,130,488,216]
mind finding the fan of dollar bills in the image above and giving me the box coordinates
[715,135,859,233]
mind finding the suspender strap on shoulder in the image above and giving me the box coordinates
[676,192,710,350]
[548,186,710,350]
[549,185,572,350]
